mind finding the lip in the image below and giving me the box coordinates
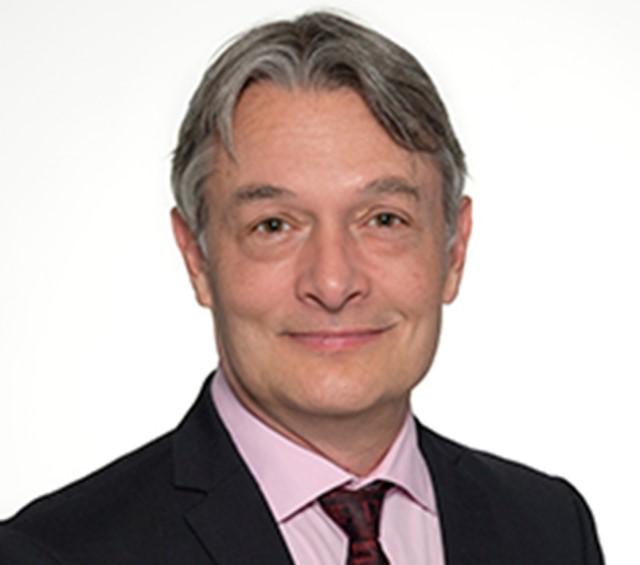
[283,325,394,352]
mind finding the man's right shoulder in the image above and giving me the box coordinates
[0,431,182,563]
[5,430,173,521]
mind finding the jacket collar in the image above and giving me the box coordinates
[416,420,506,565]
[171,373,294,565]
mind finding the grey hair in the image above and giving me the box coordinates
[171,11,466,245]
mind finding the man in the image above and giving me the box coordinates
[0,11,603,564]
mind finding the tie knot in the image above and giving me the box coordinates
[319,480,393,542]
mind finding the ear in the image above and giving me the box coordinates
[442,196,472,304]
[170,207,214,309]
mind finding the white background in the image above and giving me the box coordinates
[1,0,638,562]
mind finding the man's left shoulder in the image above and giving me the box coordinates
[417,420,588,498]
[416,421,605,563]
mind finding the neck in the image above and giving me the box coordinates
[283,402,410,476]
[225,373,410,476]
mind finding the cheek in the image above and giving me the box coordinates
[211,251,292,325]
[371,244,447,312]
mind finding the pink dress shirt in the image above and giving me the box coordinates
[212,369,446,564]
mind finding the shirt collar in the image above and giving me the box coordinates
[211,367,438,522]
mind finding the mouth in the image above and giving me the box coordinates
[283,325,394,352]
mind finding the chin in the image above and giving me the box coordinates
[285,366,396,416]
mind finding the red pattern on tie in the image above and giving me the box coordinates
[319,480,393,565]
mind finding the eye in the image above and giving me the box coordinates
[367,212,407,228]
[253,217,291,235]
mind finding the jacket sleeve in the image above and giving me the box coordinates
[0,526,64,565]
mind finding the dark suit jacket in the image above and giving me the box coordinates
[0,374,604,564]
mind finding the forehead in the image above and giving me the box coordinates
[212,82,441,200]
[231,83,379,140]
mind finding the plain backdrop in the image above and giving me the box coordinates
[1,0,638,561]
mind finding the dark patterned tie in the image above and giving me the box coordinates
[319,480,393,565]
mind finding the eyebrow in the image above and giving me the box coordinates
[360,177,421,201]
[232,184,295,205]
[230,176,421,206]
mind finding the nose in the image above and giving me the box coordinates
[295,223,371,313]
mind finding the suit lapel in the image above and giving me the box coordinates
[417,422,508,565]
[172,375,294,565]
[184,473,293,565]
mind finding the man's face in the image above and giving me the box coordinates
[173,82,471,434]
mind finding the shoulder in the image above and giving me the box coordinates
[0,376,238,563]
[5,431,174,525]
[416,422,604,562]
[0,431,191,563]
[418,421,592,511]
[418,420,575,489]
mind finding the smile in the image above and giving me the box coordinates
[283,326,394,352]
